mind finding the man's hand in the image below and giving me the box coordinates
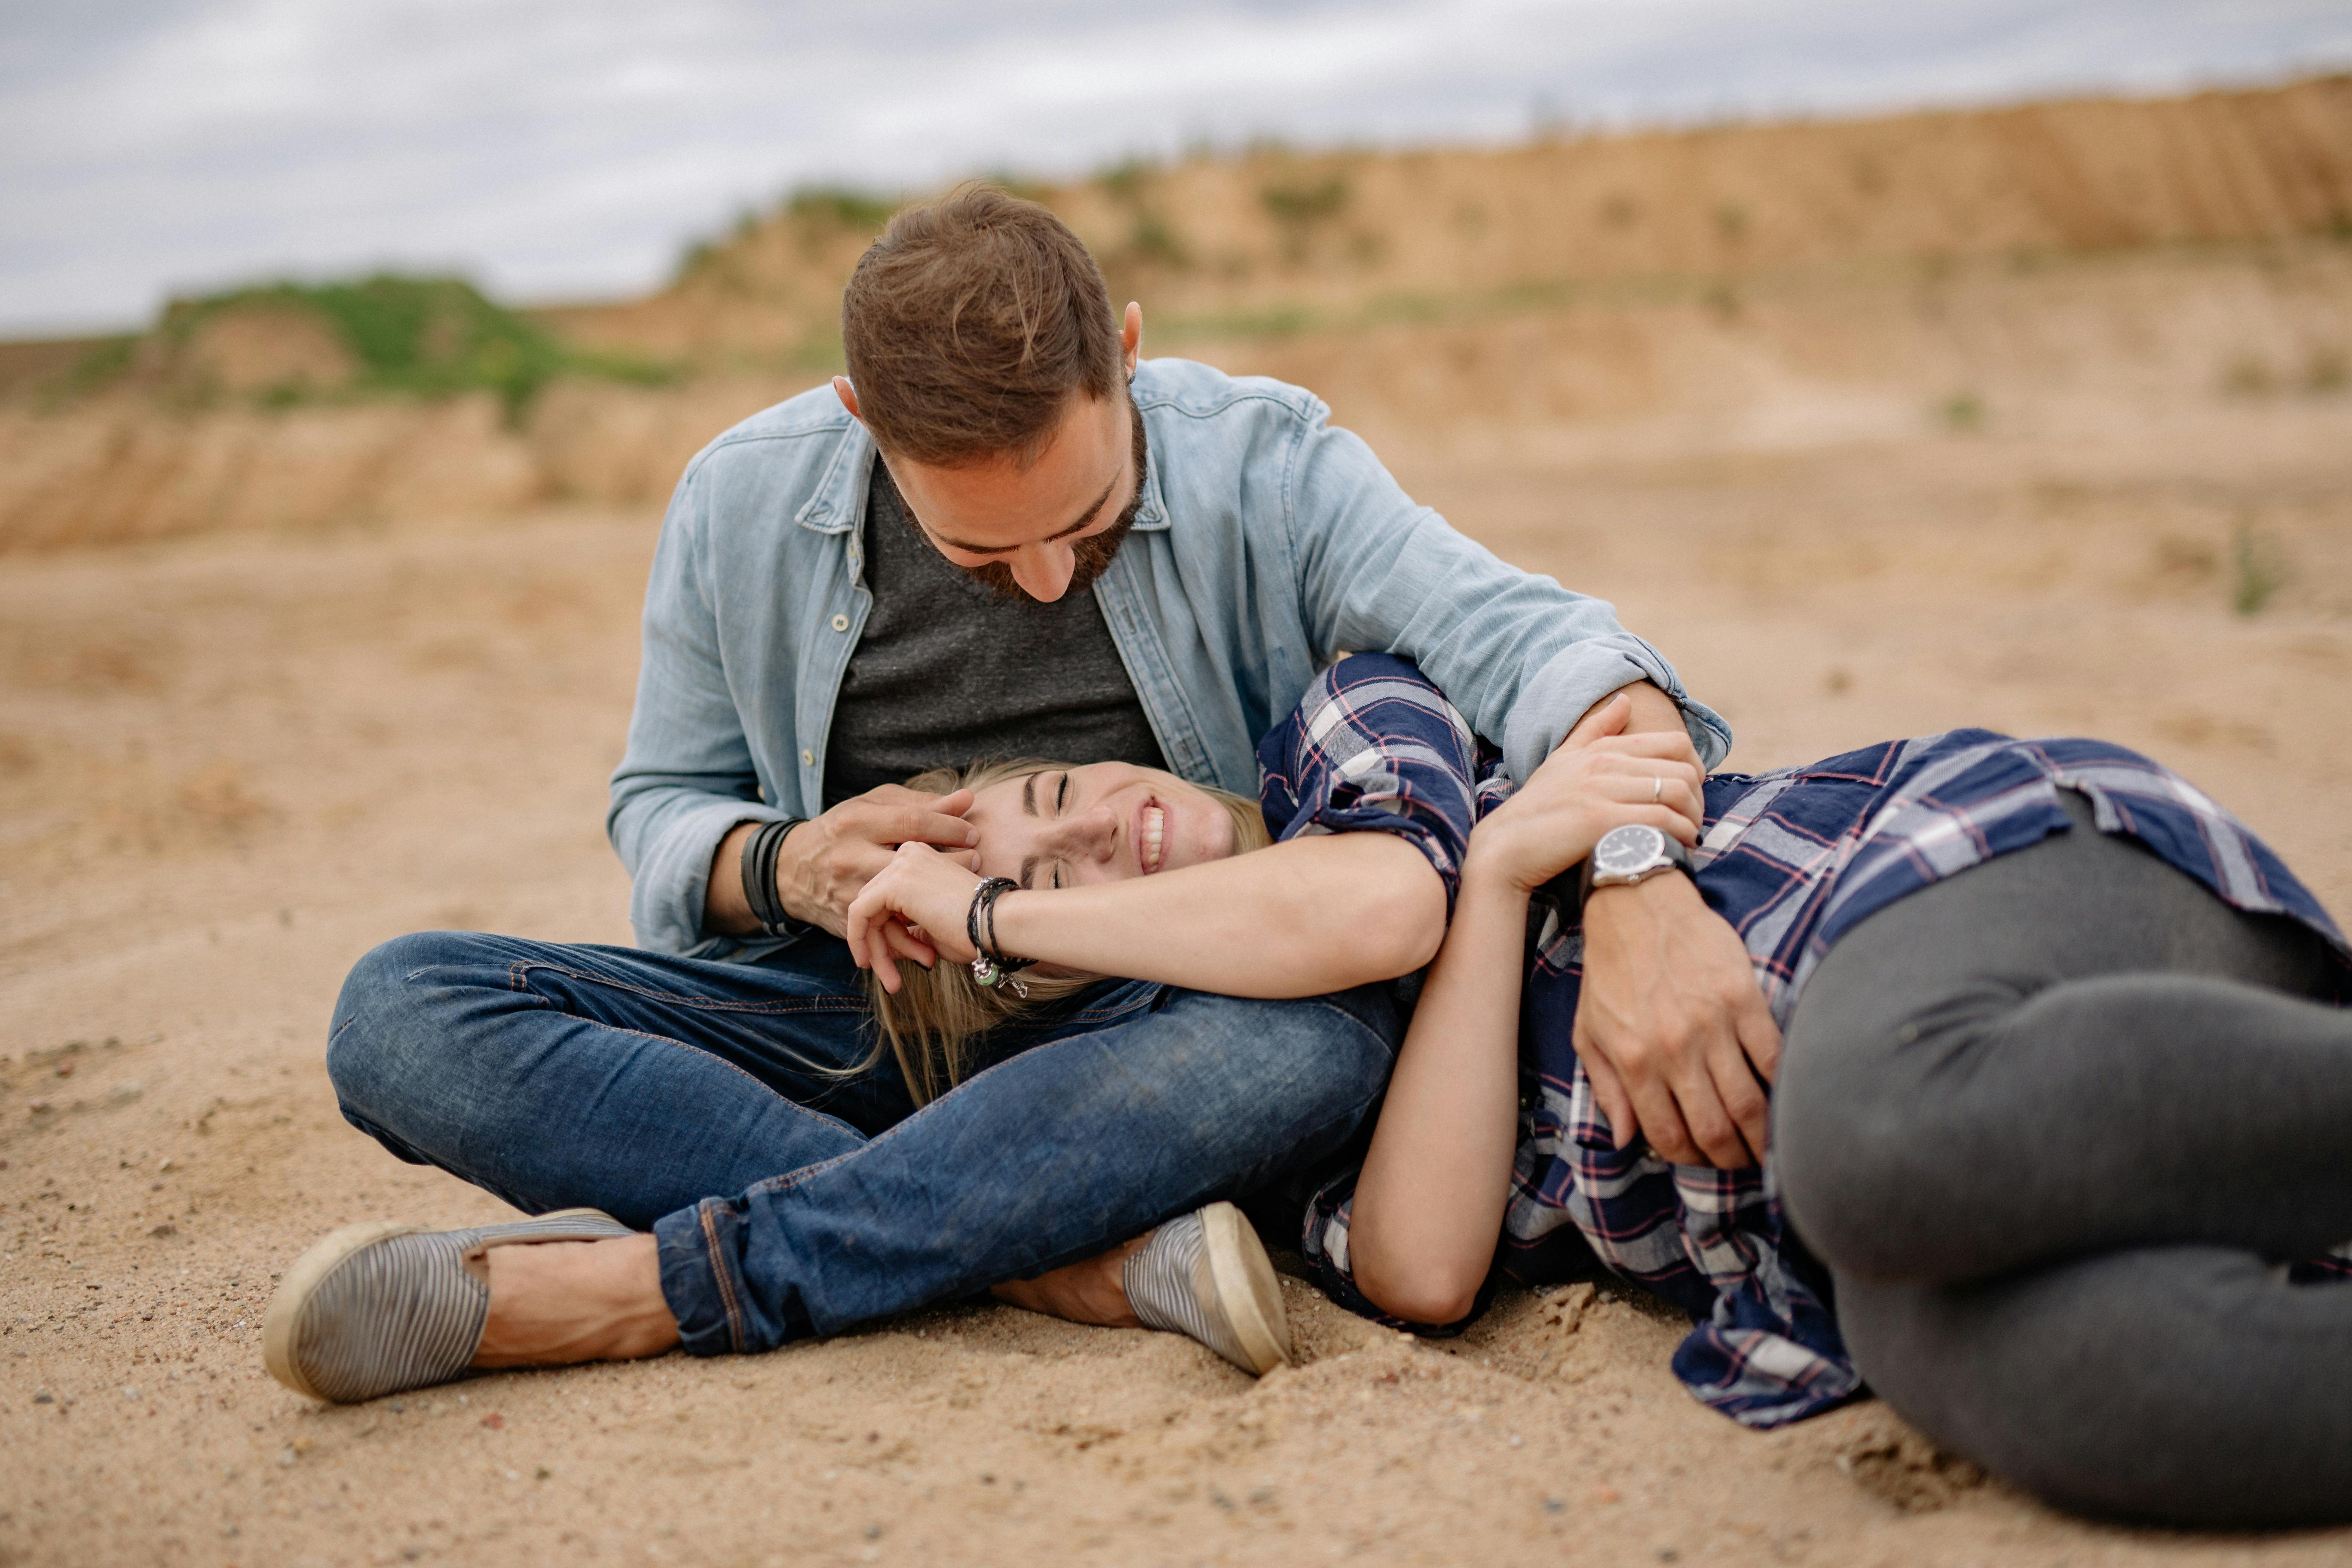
[707,785,980,940]
[1573,870,1781,1168]
[775,785,981,935]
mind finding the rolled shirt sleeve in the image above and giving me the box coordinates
[1256,653,1504,917]
[1501,632,1732,787]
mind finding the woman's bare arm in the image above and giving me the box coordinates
[849,830,1448,1000]
[987,831,1446,997]
[1344,853,1532,1323]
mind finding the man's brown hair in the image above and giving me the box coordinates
[841,185,1124,466]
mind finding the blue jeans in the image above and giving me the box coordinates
[325,930,1397,1356]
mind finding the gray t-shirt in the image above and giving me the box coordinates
[820,459,1168,806]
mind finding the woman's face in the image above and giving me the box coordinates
[965,763,1237,890]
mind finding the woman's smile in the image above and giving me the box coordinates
[965,762,1238,889]
[1136,798,1166,874]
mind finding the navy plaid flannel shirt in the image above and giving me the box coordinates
[1261,654,2352,1429]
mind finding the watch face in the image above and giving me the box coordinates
[1593,823,1668,876]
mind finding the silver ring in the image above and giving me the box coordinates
[1650,776,1663,803]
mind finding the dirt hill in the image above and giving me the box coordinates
[3,74,2349,552]
[551,73,2352,365]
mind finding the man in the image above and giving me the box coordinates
[267,188,1771,1401]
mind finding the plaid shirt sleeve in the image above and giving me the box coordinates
[1254,652,1500,916]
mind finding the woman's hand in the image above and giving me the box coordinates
[1467,692,1706,893]
[843,842,984,993]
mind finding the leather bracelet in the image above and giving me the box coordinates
[964,877,1035,995]
[741,821,780,933]
[740,818,807,938]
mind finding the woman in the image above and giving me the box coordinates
[841,653,2352,1528]
[269,655,2351,1526]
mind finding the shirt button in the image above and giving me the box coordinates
[801,750,815,767]
[831,613,850,632]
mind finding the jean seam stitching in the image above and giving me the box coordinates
[508,960,867,1015]
[698,1202,747,1354]
[1060,998,1157,1023]
[499,965,875,1129]
[744,1149,858,1199]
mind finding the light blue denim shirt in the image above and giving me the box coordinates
[609,357,1730,956]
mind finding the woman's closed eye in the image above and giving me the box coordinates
[1018,771,1073,890]
[1045,774,1072,888]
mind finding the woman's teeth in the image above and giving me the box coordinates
[1142,805,1165,874]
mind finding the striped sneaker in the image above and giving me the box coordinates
[263,1209,632,1403]
[1121,1201,1292,1375]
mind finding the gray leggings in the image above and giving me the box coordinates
[1775,792,2352,1528]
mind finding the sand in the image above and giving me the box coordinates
[4,380,2350,1567]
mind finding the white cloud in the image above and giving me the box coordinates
[3,0,2349,334]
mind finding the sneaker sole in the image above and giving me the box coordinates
[262,1207,619,1401]
[1198,1201,1292,1375]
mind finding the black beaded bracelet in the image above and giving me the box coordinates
[740,818,807,938]
[964,877,1035,995]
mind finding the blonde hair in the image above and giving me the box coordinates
[863,757,1271,1105]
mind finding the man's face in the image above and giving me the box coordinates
[880,387,1144,603]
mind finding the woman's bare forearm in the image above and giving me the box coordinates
[1344,855,1531,1325]
[989,832,1446,997]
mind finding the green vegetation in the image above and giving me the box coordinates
[788,334,848,374]
[1164,304,1318,340]
[44,335,139,405]
[1099,158,1160,202]
[62,274,679,421]
[784,185,897,228]
[1261,174,1352,263]
[1128,213,1190,269]
[973,172,1047,203]
[1093,159,1191,271]
[1261,175,1350,227]
[677,183,900,283]
[2230,523,2287,616]
[1938,392,1986,432]
[166,275,672,420]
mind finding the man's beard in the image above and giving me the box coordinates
[969,391,1148,601]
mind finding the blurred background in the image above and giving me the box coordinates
[5,8,2352,1562]
[6,1,2352,550]
[8,0,2352,333]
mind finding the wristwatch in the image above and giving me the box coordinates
[1577,823,1693,909]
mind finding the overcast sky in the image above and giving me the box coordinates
[4,0,2349,337]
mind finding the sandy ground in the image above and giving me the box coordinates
[4,399,2351,1568]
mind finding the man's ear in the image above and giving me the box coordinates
[832,375,863,421]
[1121,302,1142,378]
